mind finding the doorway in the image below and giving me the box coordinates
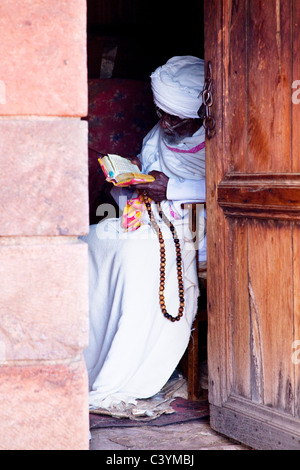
[86,0,210,434]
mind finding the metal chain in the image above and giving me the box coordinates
[199,61,216,139]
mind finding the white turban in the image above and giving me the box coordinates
[150,56,205,119]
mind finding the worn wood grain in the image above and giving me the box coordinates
[248,219,294,412]
[206,0,300,449]
[292,0,300,171]
[291,2,300,419]
[247,0,292,173]
[228,218,251,398]
[292,223,300,418]
[228,0,247,172]
[204,0,229,406]
[210,398,300,450]
[218,173,300,219]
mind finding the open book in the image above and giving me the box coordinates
[98,154,155,187]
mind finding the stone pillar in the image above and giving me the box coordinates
[0,1,89,449]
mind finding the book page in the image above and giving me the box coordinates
[106,154,140,177]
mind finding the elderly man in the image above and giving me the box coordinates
[82,56,206,411]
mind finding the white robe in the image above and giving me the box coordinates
[82,123,206,410]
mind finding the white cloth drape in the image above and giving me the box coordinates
[83,219,198,409]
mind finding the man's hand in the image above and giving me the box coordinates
[134,170,169,202]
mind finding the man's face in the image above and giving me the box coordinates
[156,108,202,145]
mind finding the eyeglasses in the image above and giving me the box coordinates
[155,107,191,131]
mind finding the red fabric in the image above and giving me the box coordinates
[87,78,157,224]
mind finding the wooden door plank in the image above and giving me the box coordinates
[229,218,251,398]
[204,0,230,406]
[228,0,247,172]
[218,173,300,220]
[247,0,292,173]
[292,223,300,417]
[291,1,300,418]
[248,219,294,412]
[292,0,300,171]
[210,395,300,450]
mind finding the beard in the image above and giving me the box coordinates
[162,128,185,146]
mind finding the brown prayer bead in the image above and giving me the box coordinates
[143,192,185,323]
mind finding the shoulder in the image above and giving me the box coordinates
[142,122,161,148]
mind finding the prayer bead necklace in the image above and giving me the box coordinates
[143,191,184,322]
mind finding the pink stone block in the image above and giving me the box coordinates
[0,360,89,450]
[0,118,89,236]
[0,240,89,362]
[0,0,87,116]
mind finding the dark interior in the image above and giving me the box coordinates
[87,0,205,81]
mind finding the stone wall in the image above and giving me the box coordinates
[0,0,89,450]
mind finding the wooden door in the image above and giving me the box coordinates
[204,0,300,449]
